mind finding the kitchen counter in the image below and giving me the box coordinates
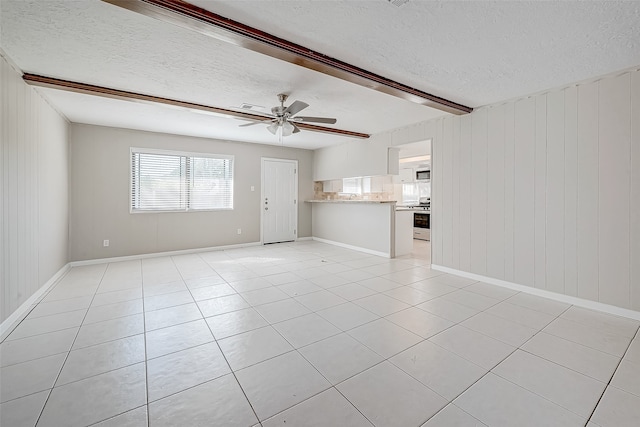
[309,200,397,257]
[306,200,396,204]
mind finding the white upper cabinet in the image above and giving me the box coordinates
[399,168,414,183]
[314,141,399,180]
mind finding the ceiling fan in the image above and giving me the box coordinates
[239,93,337,137]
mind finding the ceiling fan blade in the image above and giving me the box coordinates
[292,116,337,124]
[284,100,309,116]
[234,113,275,122]
[238,121,263,127]
[291,122,301,134]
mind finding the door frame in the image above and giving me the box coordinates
[260,157,299,245]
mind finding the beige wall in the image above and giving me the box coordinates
[69,124,314,261]
[1,53,69,323]
[430,69,640,311]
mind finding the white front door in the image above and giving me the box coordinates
[262,158,298,244]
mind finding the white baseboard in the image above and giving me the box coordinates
[296,236,313,241]
[431,264,640,321]
[70,242,263,267]
[312,237,390,258]
[0,263,71,339]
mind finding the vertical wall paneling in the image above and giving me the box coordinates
[546,91,565,294]
[631,70,640,311]
[576,83,600,302]
[504,102,516,282]
[487,105,506,279]
[598,74,631,308]
[0,54,69,324]
[513,98,536,287]
[432,119,444,266]
[452,117,461,269]
[442,116,454,266]
[430,122,438,265]
[470,108,488,275]
[7,63,19,317]
[459,115,472,272]
[1,59,7,321]
[314,68,638,313]
[534,95,548,289]
[564,86,578,296]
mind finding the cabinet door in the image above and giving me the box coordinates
[400,168,414,183]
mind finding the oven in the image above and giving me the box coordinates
[413,211,430,241]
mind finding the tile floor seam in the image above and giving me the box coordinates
[0,339,76,369]
[138,261,152,427]
[540,321,633,358]
[84,403,148,427]
[554,311,640,339]
[32,262,110,427]
[488,360,600,421]
[584,326,640,425]
[515,345,618,383]
[179,254,262,426]
[2,310,88,343]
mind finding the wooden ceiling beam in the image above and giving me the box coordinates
[22,73,370,139]
[102,0,473,115]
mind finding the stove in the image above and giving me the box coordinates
[411,204,430,241]
[407,203,430,210]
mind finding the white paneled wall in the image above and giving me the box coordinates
[1,53,69,323]
[431,69,640,311]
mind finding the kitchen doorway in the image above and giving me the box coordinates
[396,139,432,263]
[261,158,298,244]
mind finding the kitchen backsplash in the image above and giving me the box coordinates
[314,176,398,201]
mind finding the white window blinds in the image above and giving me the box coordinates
[131,149,233,212]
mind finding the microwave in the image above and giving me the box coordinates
[416,169,431,181]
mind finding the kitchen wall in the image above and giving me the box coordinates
[69,124,314,261]
[431,69,640,311]
[1,53,69,323]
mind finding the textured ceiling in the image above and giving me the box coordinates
[2,0,639,149]
[201,0,640,107]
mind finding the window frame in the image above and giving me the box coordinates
[129,147,234,214]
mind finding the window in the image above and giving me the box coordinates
[130,149,233,212]
[341,177,363,195]
[341,177,373,195]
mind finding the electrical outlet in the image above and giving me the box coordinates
[237,228,242,235]
[103,240,109,247]
[250,186,255,192]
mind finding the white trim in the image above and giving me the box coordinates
[70,242,262,267]
[130,147,234,160]
[431,264,640,321]
[0,264,71,339]
[296,236,313,241]
[312,237,391,258]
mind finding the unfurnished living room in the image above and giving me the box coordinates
[1,1,640,426]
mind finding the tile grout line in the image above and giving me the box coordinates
[32,263,110,427]
[176,252,263,425]
[139,259,151,427]
[584,325,640,425]
[415,296,573,425]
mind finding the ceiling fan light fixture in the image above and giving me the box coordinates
[267,122,279,135]
[282,121,295,137]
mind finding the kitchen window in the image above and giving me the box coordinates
[341,177,373,195]
[130,148,234,212]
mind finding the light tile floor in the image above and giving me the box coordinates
[1,240,639,427]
